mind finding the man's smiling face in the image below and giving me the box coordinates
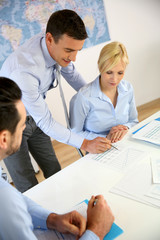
[46,33,85,67]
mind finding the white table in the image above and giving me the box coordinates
[24,112,160,240]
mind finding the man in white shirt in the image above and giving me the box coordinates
[0,77,114,240]
[0,9,111,192]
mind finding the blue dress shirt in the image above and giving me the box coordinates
[0,168,99,239]
[0,167,50,239]
[70,76,138,140]
[0,33,86,148]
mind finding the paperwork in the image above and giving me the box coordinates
[151,157,160,183]
[108,117,160,208]
[132,119,160,145]
[92,143,146,172]
[33,200,123,240]
[145,185,160,201]
[110,158,160,208]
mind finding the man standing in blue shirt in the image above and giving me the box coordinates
[0,77,114,240]
[0,9,111,193]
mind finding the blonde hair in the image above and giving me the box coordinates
[98,41,129,74]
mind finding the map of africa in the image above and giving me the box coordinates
[0,0,110,69]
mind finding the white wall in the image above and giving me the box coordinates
[46,0,160,127]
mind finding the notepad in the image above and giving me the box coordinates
[34,199,123,240]
[74,200,123,240]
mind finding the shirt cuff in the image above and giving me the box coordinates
[67,130,84,149]
[80,230,100,240]
[33,209,51,230]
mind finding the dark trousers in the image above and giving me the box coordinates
[4,116,61,192]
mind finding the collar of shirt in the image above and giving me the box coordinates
[118,80,128,93]
[90,76,103,99]
[90,76,128,100]
[90,76,110,102]
[41,36,57,68]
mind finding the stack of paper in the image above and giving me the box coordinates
[110,158,160,208]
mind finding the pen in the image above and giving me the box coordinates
[110,144,119,150]
[93,199,98,206]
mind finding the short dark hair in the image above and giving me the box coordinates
[0,77,22,135]
[46,9,88,42]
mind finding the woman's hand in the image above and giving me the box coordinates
[107,125,128,143]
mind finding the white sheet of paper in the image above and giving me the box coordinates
[91,143,147,172]
[132,120,160,145]
[145,185,160,200]
[151,157,160,183]
[34,229,71,240]
[110,159,160,208]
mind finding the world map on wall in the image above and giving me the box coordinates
[0,0,110,69]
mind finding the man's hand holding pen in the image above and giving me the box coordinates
[81,137,112,154]
[87,195,114,240]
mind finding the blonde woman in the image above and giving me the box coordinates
[70,42,138,143]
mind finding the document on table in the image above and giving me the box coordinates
[132,119,160,145]
[91,143,147,172]
[110,159,160,208]
[151,157,160,183]
[145,185,160,201]
[33,200,123,240]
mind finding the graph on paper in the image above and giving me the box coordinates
[92,144,147,171]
